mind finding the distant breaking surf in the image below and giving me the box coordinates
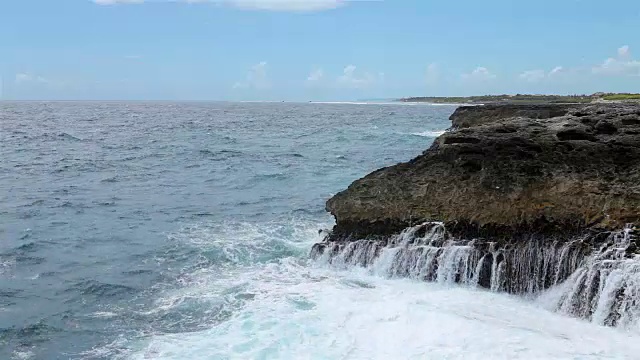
[411,130,447,137]
[308,101,459,106]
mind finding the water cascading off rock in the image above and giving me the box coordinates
[312,103,640,329]
[312,222,640,329]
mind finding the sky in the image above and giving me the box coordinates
[1,0,639,101]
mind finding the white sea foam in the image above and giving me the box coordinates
[11,349,35,360]
[129,263,640,359]
[89,311,119,319]
[125,221,640,360]
[0,256,15,277]
[411,130,447,137]
[308,101,457,106]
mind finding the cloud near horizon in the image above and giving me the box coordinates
[15,73,49,85]
[233,61,270,89]
[593,45,640,77]
[306,68,324,82]
[337,65,381,89]
[549,66,564,76]
[425,63,439,86]
[518,69,546,83]
[461,67,496,81]
[518,66,565,82]
[92,0,344,12]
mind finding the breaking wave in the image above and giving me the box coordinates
[312,222,640,331]
[105,220,640,360]
[411,130,447,137]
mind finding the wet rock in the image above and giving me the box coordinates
[595,120,618,135]
[556,128,597,142]
[477,253,493,289]
[310,243,326,258]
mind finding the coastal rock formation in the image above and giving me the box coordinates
[312,103,640,328]
[326,103,640,240]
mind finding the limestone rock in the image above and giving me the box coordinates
[326,103,640,240]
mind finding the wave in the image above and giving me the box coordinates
[1,322,63,359]
[0,256,16,277]
[67,280,139,298]
[198,149,244,159]
[98,220,640,360]
[279,153,304,158]
[308,101,455,106]
[100,176,119,183]
[57,132,84,142]
[312,222,640,331]
[126,265,640,359]
[411,130,447,137]
[310,101,391,105]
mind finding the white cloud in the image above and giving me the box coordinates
[518,66,568,82]
[307,68,324,82]
[233,61,270,89]
[593,45,640,77]
[93,0,343,12]
[337,64,379,89]
[618,45,630,59]
[15,73,33,84]
[461,67,496,81]
[228,0,343,12]
[425,63,438,85]
[549,66,564,76]
[94,0,143,4]
[15,73,49,84]
[518,69,546,83]
[14,72,73,92]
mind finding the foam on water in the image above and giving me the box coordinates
[411,130,447,137]
[121,221,640,360]
[129,262,640,359]
[5,102,640,358]
[536,228,640,330]
[314,222,640,331]
[308,101,419,106]
[2,101,459,358]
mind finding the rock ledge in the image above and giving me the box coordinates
[326,103,640,241]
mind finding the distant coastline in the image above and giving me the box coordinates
[396,93,640,105]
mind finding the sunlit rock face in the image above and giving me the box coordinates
[326,103,640,240]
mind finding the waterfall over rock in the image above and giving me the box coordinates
[313,103,640,331]
[539,227,640,328]
[311,222,640,330]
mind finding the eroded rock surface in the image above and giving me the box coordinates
[326,103,640,240]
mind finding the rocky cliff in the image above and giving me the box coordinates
[325,103,640,240]
[312,103,640,328]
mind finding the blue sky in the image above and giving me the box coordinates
[1,0,639,100]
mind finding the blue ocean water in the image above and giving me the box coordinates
[3,102,640,360]
[0,102,451,358]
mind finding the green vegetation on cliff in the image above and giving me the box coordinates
[398,93,640,104]
[602,93,640,101]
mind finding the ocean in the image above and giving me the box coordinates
[1,101,639,359]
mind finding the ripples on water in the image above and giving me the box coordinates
[2,102,639,359]
[0,102,451,359]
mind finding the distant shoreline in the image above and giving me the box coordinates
[397,93,640,105]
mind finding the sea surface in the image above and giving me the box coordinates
[1,101,639,359]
